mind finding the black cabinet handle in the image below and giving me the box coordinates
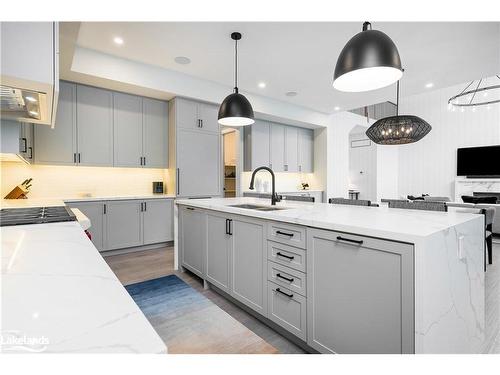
[103,204,107,214]
[143,156,146,166]
[140,157,143,166]
[336,236,363,245]
[276,273,294,283]
[28,147,33,159]
[276,230,294,237]
[225,219,233,235]
[144,201,147,211]
[74,153,77,163]
[276,251,294,260]
[177,168,180,195]
[78,153,81,163]
[186,207,195,211]
[275,288,294,298]
[20,137,27,153]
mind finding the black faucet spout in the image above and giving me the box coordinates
[249,166,281,205]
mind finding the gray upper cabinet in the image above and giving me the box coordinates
[230,216,267,316]
[179,206,206,277]
[298,128,313,173]
[77,84,114,166]
[243,120,270,171]
[176,98,219,133]
[35,81,77,165]
[105,200,143,250]
[284,126,298,172]
[306,228,414,354]
[269,123,285,172]
[66,201,105,251]
[143,98,168,168]
[206,211,232,293]
[20,123,34,163]
[143,199,173,244]
[177,129,220,197]
[113,92,143,167]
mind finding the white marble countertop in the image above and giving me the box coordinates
[175,197,482,242]
[0,221,167,353]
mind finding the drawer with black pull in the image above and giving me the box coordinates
[268,261,307,297]
[267,222,306,249]
[267,281,307,341]
[267,240,306,272]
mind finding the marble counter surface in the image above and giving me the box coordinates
[0,221,167,353]
[175,197,481,243]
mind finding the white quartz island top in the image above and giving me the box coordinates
[1,221,166,353]
[175,197,482,243]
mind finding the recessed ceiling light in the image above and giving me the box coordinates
[425,82,434,88]
[334,106,340,111]
[25,96,37,103]
[113,36,124,45]
[174,56,191,65]
[258,82,266,89]
[285,91,298,97]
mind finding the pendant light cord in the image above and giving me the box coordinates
[396,80,399,116]
[234,38,238,93]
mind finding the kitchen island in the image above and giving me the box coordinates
[1,199,167,353]
[174,197,485,354]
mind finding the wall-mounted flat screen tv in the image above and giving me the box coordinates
[457,145,500,177]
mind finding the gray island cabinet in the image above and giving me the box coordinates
[175,198,485,354]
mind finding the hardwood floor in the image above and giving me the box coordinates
[104,247,306,354]
[105,242,500,354]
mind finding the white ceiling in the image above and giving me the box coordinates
[72,22,500,113]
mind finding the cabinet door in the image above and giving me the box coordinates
[177,129,220,197]
[298,128,313,173]
[20,123,34,163]
[113,92,143,167]
[269,123,285,172]
[143,199,173,244]
[176,98,199,130]
[105,200,143,250]
[197,102,220,133]
[284,126,298,172]
[143,98,168,168]
[206,211,231,293]
[230,216,267,316]
[66,201,105,251]
[307,228,414,354]
[179,206,206,277]
[35,81,77,165]
[244,120,270,171]
[76,84,113,166]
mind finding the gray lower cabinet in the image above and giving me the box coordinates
[176,129,220,197]
[76,84,114,166]
[67,201,105,251]
[35,81,77,165]
[179,206,206,277]
[206,211,232,293]
[268,281,307,341]
[306,228,414,354]
[230,216,267,316]
[105,200,143,250]
[143,199,174,244]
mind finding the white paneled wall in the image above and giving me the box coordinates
[398,80,500,199]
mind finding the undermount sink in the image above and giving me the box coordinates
[229,204,288,211]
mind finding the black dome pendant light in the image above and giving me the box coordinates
[333,22,403,92]
[365,80,432,145]
[218,32,255,127]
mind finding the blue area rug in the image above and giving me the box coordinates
[125,274,278,353]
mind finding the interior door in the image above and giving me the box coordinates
[176,129,220,197]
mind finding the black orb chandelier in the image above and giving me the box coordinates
[448,75,500,111]
[218,32,255,127]
[366,80,432,145]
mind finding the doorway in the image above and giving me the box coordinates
[222,128,237,198]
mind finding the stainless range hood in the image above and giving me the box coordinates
[0,22,59,127]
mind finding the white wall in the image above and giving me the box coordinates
[376,145,399,200]
[398,79,500,199]
[349,132,377,201]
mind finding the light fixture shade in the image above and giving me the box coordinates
[333,25,403,92]
[365,115,431,145]
[218,92,255,126]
